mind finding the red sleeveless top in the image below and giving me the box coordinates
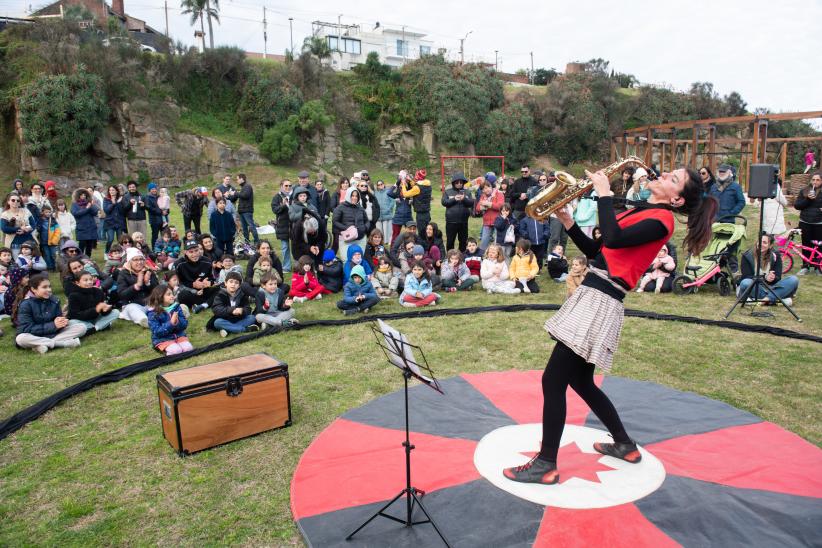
[600,208,675,289]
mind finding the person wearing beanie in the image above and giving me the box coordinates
[337,264,379,315]
[412,169,433,231]
[318,248,343,293]
[625,167,651,209]
[485,172,498,187]
[441,172,475,253]
[116,247,158,327]
[44,180,59,207]
[709,164,746,272]
[145,182,164,248]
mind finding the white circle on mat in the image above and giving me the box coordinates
[474,423,666,509]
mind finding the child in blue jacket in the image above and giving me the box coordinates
[147,284,193,355]
[400,260,440,307]
[336,264,379,316]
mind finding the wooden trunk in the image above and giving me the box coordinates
[156,353,291,455]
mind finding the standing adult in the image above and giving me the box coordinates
[1,193,37,258]
[297,170,320,209]
[441,172,475,253]
[28,182,49,211]
[333,187,368,260]
[504,167,718,485]
[698,166,716,195]
[709,164,746,272]
[116,248,158,328]
[175,186,207,235]
[794,172,822,275]
[475,180,504,252]
[70,188,100,257]
[43,180,59,208]
[314,179,332,224]
[356,178,380,233]
[374,179,395,245]
[387,172,416,243]
[92,182,106,240]
[145,182,166,248]
[290,207,326,265]
[102,185,126,254]
[236,173,259,245]
[124,181,148,237]
[510,165,537,222]
[412,169,433,231]
[270,179,294,272]
[330,177,350,213]
[804,149,817,174]
[759,177,788,236]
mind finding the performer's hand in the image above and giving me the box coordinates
[555,205,574,230]
[585,169,613,198]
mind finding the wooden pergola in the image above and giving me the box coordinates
[611,111,822,189]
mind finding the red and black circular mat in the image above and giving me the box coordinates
[291,370,822,547]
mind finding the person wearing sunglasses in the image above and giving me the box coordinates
[1,193,37,259]
[510,165,538,222]
[698,167,715,194]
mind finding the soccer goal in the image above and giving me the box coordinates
[439,155,506,192]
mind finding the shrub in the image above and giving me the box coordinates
[237,69,303,142]
[18,71,109,168]
[477,104,534,167]
[260,122,299,164]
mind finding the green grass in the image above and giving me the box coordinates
[1,164,820,545]
[175,109,255,149]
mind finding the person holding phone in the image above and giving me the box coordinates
[441,172,475,253]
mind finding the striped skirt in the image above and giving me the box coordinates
[544,284,624,372]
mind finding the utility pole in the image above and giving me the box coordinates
[288,17,294,56]
[337,14,342,61]
[494,50,498,71]
[262,6,267,59]
[164,0,169,38]
[459,30,472,64]
[402,25,406,63]
[530,51,534,85]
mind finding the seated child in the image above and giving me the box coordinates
[566,255,589,298]
[218,254,245,285]
[400,260,441,307]
[209,271,258,337]
[290,255,331,302]
[509,239,540,293]
[337,264,379,315]
[481,243,520,294]
[372,255,400,298]
[254,272,296,328]
[317,250,343,293]
[67,270,120,333]
[637,244,676,293]
[440,250,478,292]
[153,229,176,269]
[104,244,124,278]
[343,244,372,283]
[164,271,190,317]
[411,245,439,288]
[547,244,569,282]
[147,284,193,355]
[0,263,9,318]
[14,273,87,354]
[464,237,483,279]
[398,239,418,285]
[16,242,47,274]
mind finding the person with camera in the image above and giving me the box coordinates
[124,181,148,237]
[738,233,799,305]
[794,172,822,275]
[442,172,475,253]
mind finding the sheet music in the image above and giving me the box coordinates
[376,320,433,383]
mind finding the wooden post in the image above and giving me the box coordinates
[685,143,690,167]
[740,143,748,191]
[691,126,699,168]
[660,142,666,172]
[610,138,617,162]
[708,125,716,173]
[780,143,787,181]
[645,128,654,167]
[621,132,628,159]
[670,130,677,170]
[759,119,768,163]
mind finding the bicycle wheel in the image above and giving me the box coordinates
[673,275,694,295]
[781,252,793,274]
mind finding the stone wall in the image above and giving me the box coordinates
[17,101,262,193]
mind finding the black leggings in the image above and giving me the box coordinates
[539,341,630,461]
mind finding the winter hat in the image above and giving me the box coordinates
[125,247,144,264]
[451,171,467,184]
[322,249,336,262]
[350,264,367,282]
[293,185,310,200]
[415,169,427,181]
[398,169,409,182]
[61,239,80,252]
[632,167,648,182]
[412,245,425,256]
[147,182,157,191]
[404,220,417,228]
[717,164,732,172]
[485,172,497,184]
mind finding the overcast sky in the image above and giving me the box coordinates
[2,0,820,121]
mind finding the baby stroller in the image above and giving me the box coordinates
[233,237,257,261]
[673,215,747,296]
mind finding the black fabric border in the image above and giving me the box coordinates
[2,304,819,441]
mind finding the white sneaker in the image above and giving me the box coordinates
[522,284,531,294]
[512,288,522,294]
[34,345,49,354]
[314,294,323,300]
[219,329,228,338]
[294,296,307,303]
[798,268,809,276]
[782,297,793,306]
[58,338,81,349]
[401,301,417,307]
[487,289,494,294]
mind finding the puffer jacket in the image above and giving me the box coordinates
[103,198,127,231]
[412,179,433,213]
[794,186,822,224]
[147,307,189,347]
[15,295,62,337]
[237,182,254,213]
[387,181,414,226]
[374,188,396,221]
[270,191,293,240]
[117,268,158,306]
[332,188,368,239]
[442,184,475,224]
[70,191,100,241]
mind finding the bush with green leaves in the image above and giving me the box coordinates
[237,68,303,142]
[18,71,109,168]
[259,99,333,164]
[477,104,534,167]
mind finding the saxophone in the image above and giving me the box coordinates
[525,156,649,221]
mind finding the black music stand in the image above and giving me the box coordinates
[345,320,450,547]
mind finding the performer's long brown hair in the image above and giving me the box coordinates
[675,168,719,256]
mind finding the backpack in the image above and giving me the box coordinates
[47,221,62,246]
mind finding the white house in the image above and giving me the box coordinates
[311,21,439,70]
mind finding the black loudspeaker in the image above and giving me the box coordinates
[748,164,777,199]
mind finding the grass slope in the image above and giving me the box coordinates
[1,164,820,545]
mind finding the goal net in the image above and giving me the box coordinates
[439,155,506,192]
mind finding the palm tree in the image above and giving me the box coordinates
[180,0,219,50]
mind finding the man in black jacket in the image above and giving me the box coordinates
[441,172,475,252]
[124,181,148,237]
[297,170,320,209]
[175,240,220,312]
[510,165,537,222]
[270,180,293,272]
[145,182,166,248]
[236,173,259,245]
[314,179,332,222]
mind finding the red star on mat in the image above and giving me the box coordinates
[520,442,617,484]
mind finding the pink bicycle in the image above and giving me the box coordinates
[774,229,822,274]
